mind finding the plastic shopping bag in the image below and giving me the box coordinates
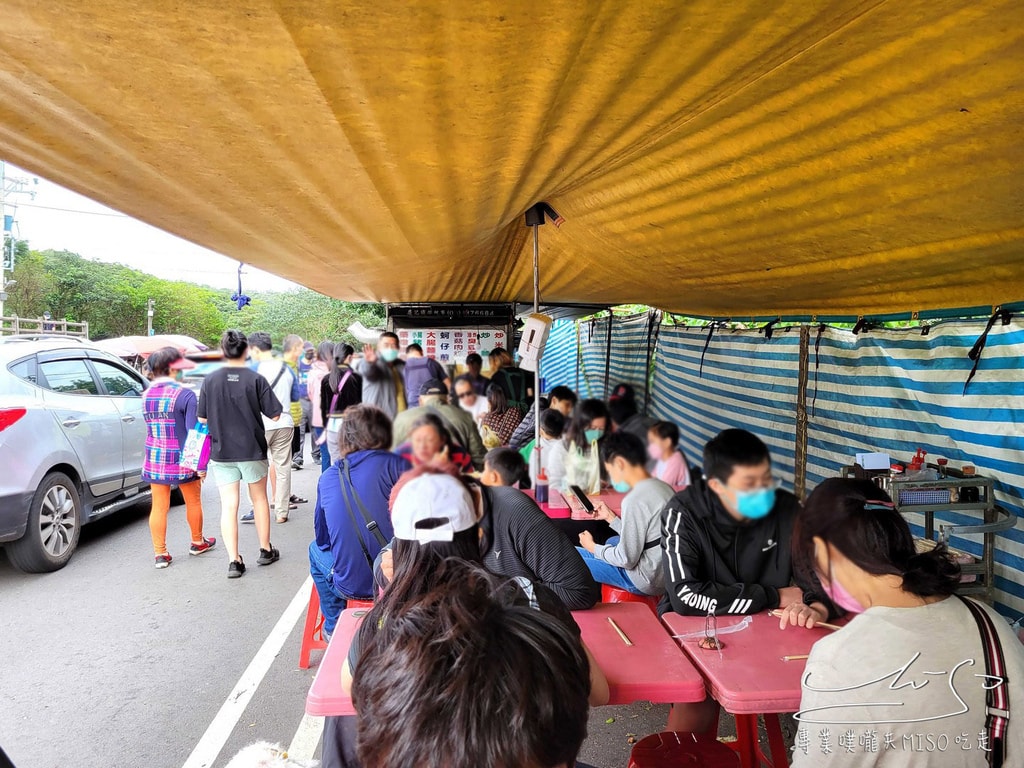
[180,423,210,473]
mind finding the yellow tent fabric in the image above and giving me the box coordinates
[1,1,1022,318]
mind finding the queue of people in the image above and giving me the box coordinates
[149,328,1024,768]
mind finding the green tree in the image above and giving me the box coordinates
[6,246,54,318]
[239,289,385,347]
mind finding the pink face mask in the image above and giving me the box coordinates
[821,569,865,614]
[648,444,663,461]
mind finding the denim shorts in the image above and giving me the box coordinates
[207,459,269,487]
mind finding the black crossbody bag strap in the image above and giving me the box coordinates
[343,458,389,548]
[958,595,1009,767]
[269,363,287,390]
[337,464,375,572]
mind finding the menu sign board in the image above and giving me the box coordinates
[396,327,508,365]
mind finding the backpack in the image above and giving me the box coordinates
[503,367,531,411]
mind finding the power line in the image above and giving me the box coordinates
[16,202,129,218]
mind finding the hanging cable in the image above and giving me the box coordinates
[963,308,1012,395]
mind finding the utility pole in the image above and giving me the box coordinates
[146,298,155,336]
[0,161,38,322]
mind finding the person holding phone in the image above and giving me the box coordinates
[575,432,673,596]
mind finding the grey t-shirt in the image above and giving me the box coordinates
[792,596,1024,767]
[592,477,674,595]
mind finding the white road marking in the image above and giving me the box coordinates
[181,577,313,768]
[288,713,325,761]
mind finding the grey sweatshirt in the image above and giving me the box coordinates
[353,358,404,420]
[592,478,674,595]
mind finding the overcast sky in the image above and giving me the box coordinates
[2,162,297,293]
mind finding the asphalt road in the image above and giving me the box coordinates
[0,445,676,768]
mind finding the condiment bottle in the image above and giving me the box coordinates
[535,469,549,505]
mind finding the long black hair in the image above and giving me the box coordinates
[329,342,355,390]
[795,478,961,599]
[564,398,609,454]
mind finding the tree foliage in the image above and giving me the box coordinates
[4,248,385,346]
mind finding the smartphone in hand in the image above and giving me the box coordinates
[569,485,596,515]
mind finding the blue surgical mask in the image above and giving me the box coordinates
[584,428,603,443]
[612,480,631,493]
[380,348,399,363]
[734,487,776,519]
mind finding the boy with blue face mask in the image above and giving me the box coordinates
[576,431,674,596]
[660,428,830,733]
[661,428,828,619]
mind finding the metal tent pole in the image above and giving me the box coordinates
[532,224,541,454]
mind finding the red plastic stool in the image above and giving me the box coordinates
[602,584,660,615]
[628,732,740,767]
[298,584,374,669]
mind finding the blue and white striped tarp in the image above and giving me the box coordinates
[649,324,802,489]
[803,320,1024,617]
[645,319,1024,617]
[577,313,654,401]
[539,319,579,393]
[539,313,656,400]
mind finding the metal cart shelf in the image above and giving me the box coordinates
[842,466,1017,604]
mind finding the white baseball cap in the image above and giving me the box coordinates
[391,473,478,543]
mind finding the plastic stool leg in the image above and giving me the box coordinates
[298,584,324,670]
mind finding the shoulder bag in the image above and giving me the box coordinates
[337,457,389,572]
[958,595,1009,767]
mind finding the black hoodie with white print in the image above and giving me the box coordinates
[659,473,824,617]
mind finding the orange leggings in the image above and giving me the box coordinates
[149,480,205,555]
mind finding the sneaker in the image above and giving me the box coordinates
[154,553,172,569]
[257,545,280,566]
[240,511,255,524]
[228,558,246,578]
[189,537,217,556]
[291,461,303,471]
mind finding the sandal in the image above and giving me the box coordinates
[290,495,309,504]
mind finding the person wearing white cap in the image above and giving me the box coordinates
[322,468,608,768]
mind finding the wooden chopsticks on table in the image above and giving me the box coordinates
[607,617,633,646]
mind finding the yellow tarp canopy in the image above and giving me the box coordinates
[1,1,1022,317]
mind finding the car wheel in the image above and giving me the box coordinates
[6,472,82,573]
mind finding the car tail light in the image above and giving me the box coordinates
[0,408,27,432]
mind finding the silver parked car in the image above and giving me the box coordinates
[0,337,151,572]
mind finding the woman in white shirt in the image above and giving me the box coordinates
[780,478,1024,767]
[548,399,608,494]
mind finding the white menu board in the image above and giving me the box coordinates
[396,328,508,364]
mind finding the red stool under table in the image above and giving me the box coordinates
[298,584,374,669]
[601,584,660,615]
[629,732,740,767]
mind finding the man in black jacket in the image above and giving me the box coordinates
[660,428,828,732]
[661,428,826,618]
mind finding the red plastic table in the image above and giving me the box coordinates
[523,488,626,519]
[306,603,706,716]
[661,611,839,768]
[305,607,366,716]
[573,603,706,705]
